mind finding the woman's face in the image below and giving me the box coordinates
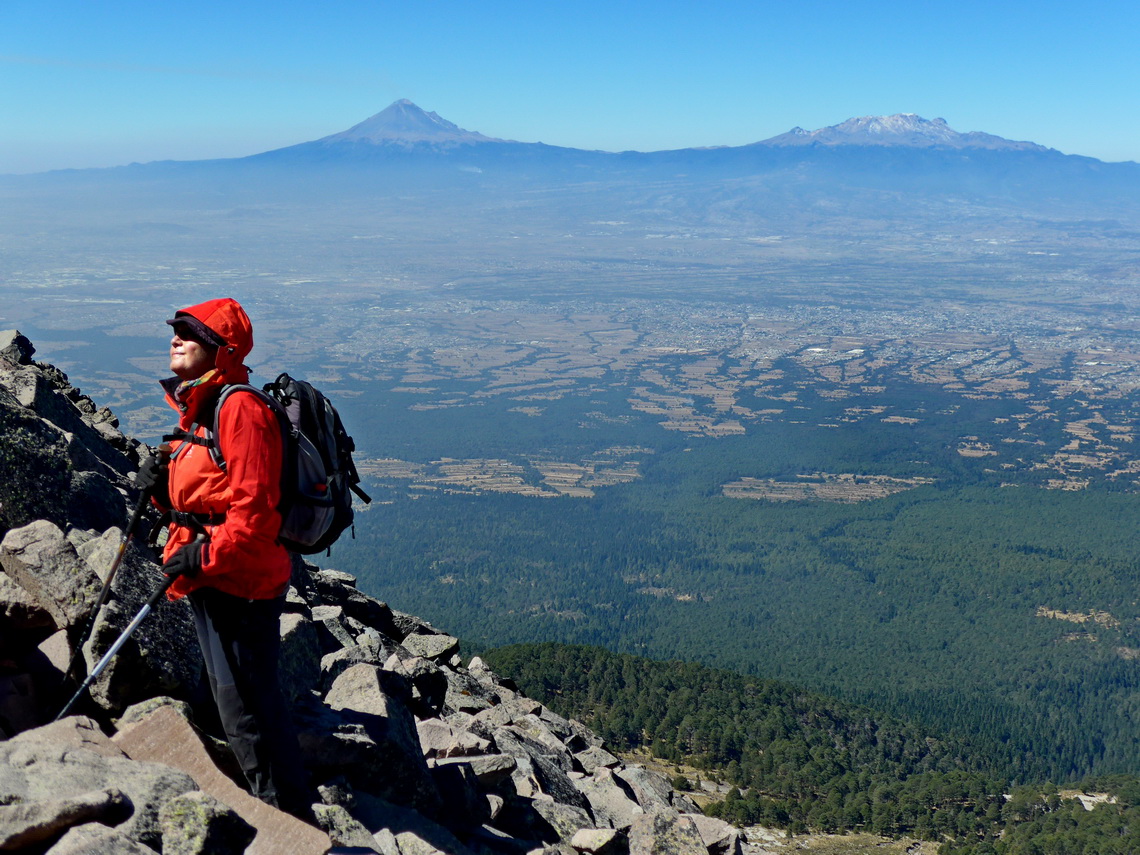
[169,323,217,380]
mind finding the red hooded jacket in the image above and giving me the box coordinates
[158,298,292,600]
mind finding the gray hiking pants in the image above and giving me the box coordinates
[188,587,311,817]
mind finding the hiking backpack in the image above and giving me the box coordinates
[176,373,371,554]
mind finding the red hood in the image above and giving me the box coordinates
[172,297,253,382]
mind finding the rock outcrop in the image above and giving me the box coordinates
[0,332,743,854]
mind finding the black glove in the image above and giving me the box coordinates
[164,539,207,579]
[136,452,170,504]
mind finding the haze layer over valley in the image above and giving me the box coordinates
[3,102,1139,780]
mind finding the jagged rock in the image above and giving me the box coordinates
[671,793,702,815]
[574,746,621,775]
[0,519,100,630]
[574,769,643,831]
[385,653,448,718]
[0,570,54,632]
[0,329,35,365]
[402,630,460,663]
[5,361,132,482]
[92,416,131,456]
[396,833,466,855]
[566,718,602,752]
[0,360,41,409]
[318,568,359,588]
[467,655,494,678]
[495,794,593,847]
[535,845,578,855]
[529,797,594,844]
[0,588,68,738]
[80,531,200,713]
[66,470,129,533]
[158,790,257,855]
[374,827,402,855]
[570,827,625,854]
[433,753,517,788]
[465,657,522,700]
[345,613,380,643]
[483,673,520,705]
[316,774,356,809]
[314,803,385,852]
[0,673,38,736]
[5,611,86,726]
[465,822,534,855]
[389,609,436,640]
[495,725,575,776]
[471,696,543,729]
[68,527,98,551]
[487,793,505,821]
[44,823,155,854]
[116,696,196,730]
[279,610,322,704]
[286,585,312,612]
[313,569,399,638]
[507,752,542,800]
[297,703,389,783]
[512,714,578,760]
[322,642,389,688]
[0,385,73,535]
[326,662,415,722]
[534,707,575,736]
[13,714,127,758]
[0,359,135,538]
[92,406,118,427]
[352,791,474,855]
[534,755,590,810]
[503,750,591,814]
[77,527,145,580]
[288,555,323,604]
[318,663,440,812]
[0,787,129,850]
[446,709,476,729]
[418,717,492,758]
[615,767,674,812]
[312,603,359,651]
[112,705,331,855]
[2,717,198,850]
[444,667,496,715]
[37,626,71,680]
[355,622,393,651]
[684,813,742,855]
[430,759,490,828]
[627,808,706,855]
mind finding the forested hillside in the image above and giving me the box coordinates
[484,643,1140,854]
[344,462,1140,783]
[485,642,1007,836]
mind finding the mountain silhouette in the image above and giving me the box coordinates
[317,99,501,146]
[759,113,1051,152]
[5,100,1138,218]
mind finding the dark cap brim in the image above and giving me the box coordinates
[166,313,225,348]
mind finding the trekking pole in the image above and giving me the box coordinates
[62,445,169,685]
[54,567,181,721]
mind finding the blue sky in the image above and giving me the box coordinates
[3,0,1138,173]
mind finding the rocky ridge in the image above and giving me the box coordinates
[0,329,744,854]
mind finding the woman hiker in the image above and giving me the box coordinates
[136,297,313,820]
